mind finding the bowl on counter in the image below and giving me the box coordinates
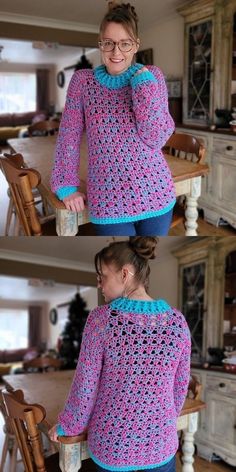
[223,363,236,373]
[229,120,236,132]
[222,358,236,372]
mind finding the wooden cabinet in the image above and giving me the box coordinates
[178,0,236,125]
[191,368,236,466]
[176,126,236,229]
[224,252,236,346]
[173,237,236,362]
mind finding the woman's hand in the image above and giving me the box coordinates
[48,424,60,443]
[63,191,86,212]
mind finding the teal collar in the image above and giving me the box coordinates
[110,297,171,315]
[94,63,143,89]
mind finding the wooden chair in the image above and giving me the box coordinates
[1,389,96,472]
[188,374,202,400]
[2,388,60,472]
[23,357,62,373]
[164,132,206,228]
[0,154,56,236]
[0,390,20,472]
[28,120,59,137]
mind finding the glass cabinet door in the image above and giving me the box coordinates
[186,20,213,124]
[181,262,206,363]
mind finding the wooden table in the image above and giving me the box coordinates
[3,370,205,472]
[8,136,209,236]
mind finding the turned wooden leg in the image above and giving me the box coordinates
[181,412,198,472]
[0,433,9,471]
[185,177,201,236]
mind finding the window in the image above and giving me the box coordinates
[0,308,28,349]
[0,72,36,113]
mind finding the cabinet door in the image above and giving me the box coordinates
[185,20,213,125]
[205,390,236,453]
[214,156,236,215]
[181,261,207,363]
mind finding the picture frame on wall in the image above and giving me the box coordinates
[136,48,153,65]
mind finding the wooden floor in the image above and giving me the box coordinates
[0,408,234,472]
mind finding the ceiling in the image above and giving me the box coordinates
[0,236,188,268]
[0,276,79,302]
[0,0,185,64]
[0,39,94,65]
[0,0,184,32]
[0,236,190,302]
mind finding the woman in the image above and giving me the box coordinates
[50,3,176,236]
[49,237,191,472]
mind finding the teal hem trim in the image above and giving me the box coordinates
[90,199,175,225]
[130,70,157,88]
[88,448,175,471]
[110,297,171,315]
[56,424,66,436]
[94,63,143,89]
[56,186,78,200]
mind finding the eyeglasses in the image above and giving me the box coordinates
[98,39,136,53]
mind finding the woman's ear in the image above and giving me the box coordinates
[135,39,140,53]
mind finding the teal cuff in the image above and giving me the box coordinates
[130,70,157,88]
[57,424,66,436]
[56,186,78,200]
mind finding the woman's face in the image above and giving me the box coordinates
[99,22,139,76]
[97,262,124,303]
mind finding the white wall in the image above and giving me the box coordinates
[140,14,184,78]
[55,49,101,111]
[149,252,179,308]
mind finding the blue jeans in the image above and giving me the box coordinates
[95,455,176,472]
[94,209,173,236]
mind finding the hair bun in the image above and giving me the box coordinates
[107,2,138,23]
[129,237,158,260]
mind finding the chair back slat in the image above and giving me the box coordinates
[28,120,59,137]
[164,132,206,164]
[23,357,62,372]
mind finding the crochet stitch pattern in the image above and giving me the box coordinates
[57,298,191,471]
[51,64,176,224]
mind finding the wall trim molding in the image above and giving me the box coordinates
[0,249,94,273]
[0,11,99,33]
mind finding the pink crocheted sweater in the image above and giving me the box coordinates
[51,64,176,224]
[57,298,191,471]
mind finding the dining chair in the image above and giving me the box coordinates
[164,132,206,229]
[23,357,62,373]
[1,388,97,472]
[28,120,59,137]
[2,152,51,236]
[0,154,56,236]
[0,389,21,472]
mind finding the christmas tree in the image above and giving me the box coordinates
[58,293,89,369]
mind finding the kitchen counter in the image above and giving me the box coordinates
[176,123,236,136]
[191,363,236,375]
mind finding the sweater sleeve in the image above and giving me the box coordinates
[50,70,87,199]
[57,306,106,436]
[130,66,175,149]
[173,312,191,417]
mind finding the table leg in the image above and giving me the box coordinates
[181,412,198,472]
[185,177,201,236]
[56,209,78,236]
